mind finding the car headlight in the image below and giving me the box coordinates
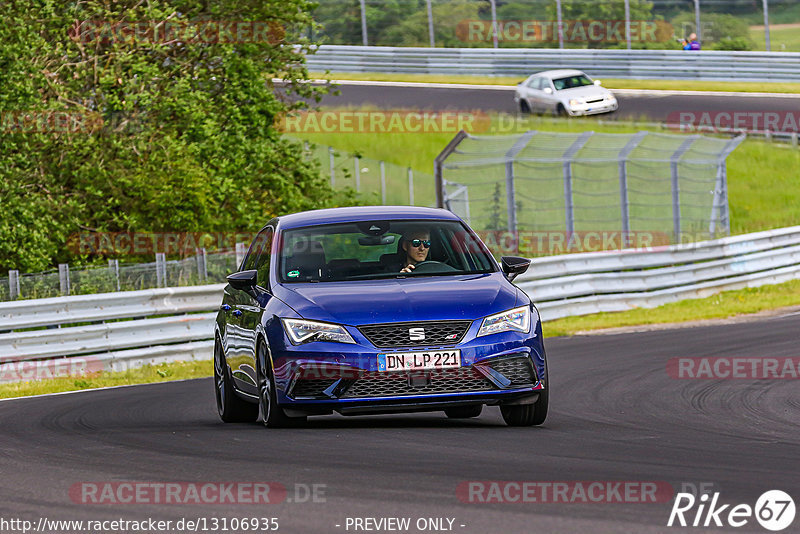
[569,99,583,107]
[281,318,356,345]
[477,306,531,337]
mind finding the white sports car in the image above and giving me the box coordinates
[514,69,618,117]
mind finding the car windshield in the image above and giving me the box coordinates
[553,75,593,91]
[278,219,496,283]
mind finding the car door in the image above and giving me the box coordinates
[523,77,542,113]
[233,227,274,394]
[227,228,271,394]
[540,78,558,113]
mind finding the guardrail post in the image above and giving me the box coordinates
[108,259,120,291]
[329,147,335,187]
[196,248,208,282]
[408,168,414,205]
[380,161,387,204]
[9,270,20,300]
[155,253,166,288]
[355,156,361,192]
[792,133,798,148]
[235,242,247,270]
[58,263,70,296]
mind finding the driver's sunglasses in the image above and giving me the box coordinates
[409,239,431,249]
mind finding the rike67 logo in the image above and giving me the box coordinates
[668,490,795,531]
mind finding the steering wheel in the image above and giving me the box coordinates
[408,261,456,274]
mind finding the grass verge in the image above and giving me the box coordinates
[0,360,211,400]
[543,279,800,337]
[311,72,800,94]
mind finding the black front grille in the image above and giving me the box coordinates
[290,378,337,398]
[340,367,493,398]
[487,356,537,386]
[358,320,472,348]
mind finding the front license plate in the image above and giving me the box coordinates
[378,350,461,372]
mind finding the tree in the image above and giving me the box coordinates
[0,0,334,271]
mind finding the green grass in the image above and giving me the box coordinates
[300,110,800,235]
[311,72,800,94]
[544,278,800,337]
[0,360,211,399]
[749,24,800,52]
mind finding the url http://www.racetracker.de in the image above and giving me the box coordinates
[0,516,280,534]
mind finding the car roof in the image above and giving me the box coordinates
[276,206,461,230]
[532,69,588,79]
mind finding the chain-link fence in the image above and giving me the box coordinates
[311,0,799,52]
[3,251,240,302]
[304,143,436,207]
[436,130,744,252]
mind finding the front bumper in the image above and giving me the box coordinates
[266,319,547,416]
[568,99,618,116]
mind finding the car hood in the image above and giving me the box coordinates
[274,273,518,326]
[557,85,612,100]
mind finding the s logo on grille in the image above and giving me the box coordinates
[408,327,425,341]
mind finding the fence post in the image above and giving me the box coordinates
[556,0,564,49]
[562,132,593,236]
[329,147,335,187]
[670,136,698,242]
[108,259,120,291]
[489,0,499,48]
[763,0,771,51]
[359,0,368,46]
[235,242,247,270]
[624,0,632,50]
[380,160,387,204]
[618,131,647,247]
[196,248,208,282]
[407,167,414,205]
[9,270,20,300]
[426,0,435,47]
[58,263,71,296]
[155,253,166,288]
[792,133,798,148]
[355,156,361,192]
[504,131,536,235]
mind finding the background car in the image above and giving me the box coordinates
[514,69,618,116]
[213,206,549,428]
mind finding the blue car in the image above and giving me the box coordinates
[214,206,548,427]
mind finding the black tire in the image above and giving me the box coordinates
[256,338,307,428]
[554,104,567,117]
[519,100,531,114]
[214,337,258,423]
[444,405,483,419]
[501,359,549,427]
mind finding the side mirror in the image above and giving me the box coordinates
[227,269,257,291]
[543,87,553,94]
[501,256,531,282]
[594,79,602,86]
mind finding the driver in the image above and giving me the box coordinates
[399,229,431,273]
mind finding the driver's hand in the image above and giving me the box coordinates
[400,264,415,273]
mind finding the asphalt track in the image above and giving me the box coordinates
[318,82,800,123]
[2,313,798,533]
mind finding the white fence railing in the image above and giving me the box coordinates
[306,45,800,83]
[2,227,800,382]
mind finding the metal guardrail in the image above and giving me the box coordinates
[2,227,800,382]
[306,45,800,83]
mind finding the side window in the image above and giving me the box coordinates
[254,228,273,288]
[527,77,539,89]
[242,228,270,272]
